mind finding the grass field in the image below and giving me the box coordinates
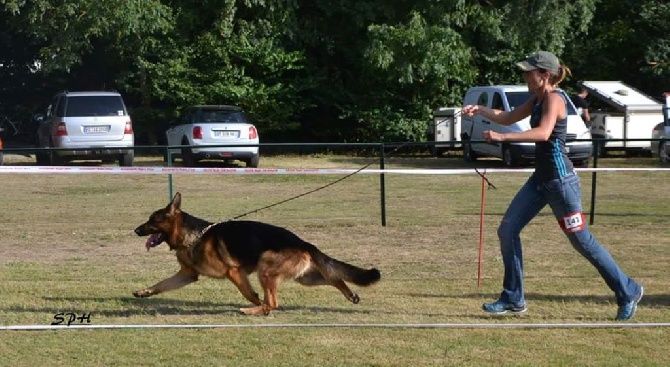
[1,153,669,366]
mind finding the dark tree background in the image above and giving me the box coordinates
[1,0,668,144]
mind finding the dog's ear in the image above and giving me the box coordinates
[169,192,182,213]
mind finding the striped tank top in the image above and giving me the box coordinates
[529,91,574,182]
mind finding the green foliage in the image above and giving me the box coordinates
[17,0,174,72]
[0,0,668,144]
[363,11,475,141]
[638,2,670,90]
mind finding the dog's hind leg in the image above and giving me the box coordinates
[296,269,360,304]
[226,267,262,306]
[240,269,281,316]
[133,267,198,298]
[296,268,360,304]
[295,270,329,286]
[330,279,360,304]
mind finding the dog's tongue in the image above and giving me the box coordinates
[145,234,160,251]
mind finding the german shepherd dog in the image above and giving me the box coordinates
[133,192,381,315]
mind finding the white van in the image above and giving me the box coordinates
[461,85,593,167]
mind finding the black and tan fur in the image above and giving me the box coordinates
[133,192,381,315]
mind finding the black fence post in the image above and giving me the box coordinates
[167,146,174,201]
[589,139,599,225]
[379,143,387,227]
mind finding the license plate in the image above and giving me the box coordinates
[214,130,239,138]
[84,125,110,133]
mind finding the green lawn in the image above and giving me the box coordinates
[0,154,668,366]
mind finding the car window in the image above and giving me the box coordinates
[476,92,488,107]
[64,96,126,117]
[505,90,578,115]
[45,101,54,118]
[506,92,530,110]
[178,108,194,125]
[491,92,505,110]
[198,110,247,123]
[54,96,66,117]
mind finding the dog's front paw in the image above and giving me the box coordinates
[133,289,154,298]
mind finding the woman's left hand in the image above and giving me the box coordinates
[483,130,505,143]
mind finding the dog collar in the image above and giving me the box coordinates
[184,222,218,255]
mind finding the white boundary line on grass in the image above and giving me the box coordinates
[1,166,670,175]
[2,323,670,331]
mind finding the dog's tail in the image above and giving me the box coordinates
[307,244,381,286]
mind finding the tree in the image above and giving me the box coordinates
[364,11,475,141]
[123,0,311,141]
[638,1,670,96]
[0,0,665,146]
[360,0,598,141]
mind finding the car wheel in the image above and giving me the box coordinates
[463,142,477,162]
[430,145,446,157]
[574,158,590,167]
[49,152,64,165]
[163,150,176,164]
[181,139,196,167]
[246,155,260,168]
[0,151,3,166]
[502,145,517,167]
[48,138,63,166]
[35,151,48,165]
[660,141,669,163]
[35,135,50,165]
[119,151,134,166]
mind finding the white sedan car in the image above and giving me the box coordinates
[651,121,670,163]
[165,105,259,167]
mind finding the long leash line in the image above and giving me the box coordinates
[230,140,413,220]
[184,141,416,247]
[188,110,495,246]
[231,108,495,221]
[462,109,497,190]
[475,167,496,190]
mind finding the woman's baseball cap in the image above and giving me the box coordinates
[516,51,560,75]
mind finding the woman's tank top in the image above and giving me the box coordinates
[529,91,574,182]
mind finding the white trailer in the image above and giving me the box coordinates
[582,81,664,155]
[428,107,462,156]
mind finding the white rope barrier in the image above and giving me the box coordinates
[2,322,670,331]
[1,166,670,175]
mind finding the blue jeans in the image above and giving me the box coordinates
[496,172,641,306]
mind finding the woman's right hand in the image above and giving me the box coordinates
[462,105,481,117]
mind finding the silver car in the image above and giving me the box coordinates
[165,105,260,167]
[35,91,135,166]
[651,121,670,163]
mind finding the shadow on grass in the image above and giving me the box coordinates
[0,296,380,317]
[404,292,670,309]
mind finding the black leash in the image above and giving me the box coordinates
[475,167,497,190]
[231,108,496,220]
[231,141,413,220]
[463,109,497,190]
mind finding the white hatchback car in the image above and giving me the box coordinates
[165,105,259,167]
